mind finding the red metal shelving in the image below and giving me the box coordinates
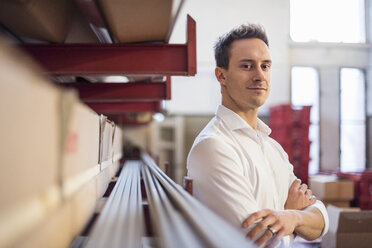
[64,77,171,102]
[19,15,196,123]
[20,15,196,77]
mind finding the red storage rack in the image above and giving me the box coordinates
[337,170,372,210]
[269,104,311,126]
[269,104,312,184]
[281,140,311,163]
[270,125,310,141]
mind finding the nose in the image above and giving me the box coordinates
[253,68,265,81]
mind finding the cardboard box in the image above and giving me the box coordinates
[97,0,183,43]
[0,40,62,247]
[14,201,73,248]
[61,94,100,198]
[99,116,115,170]
[96,167,111,199]
[309,175,354,200]
[112,125,123,162]
[70,178,97,237]
[0,0,74,42]
[322,205,372,248]
[322,200,350,208]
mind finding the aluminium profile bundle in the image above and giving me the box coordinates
[141,153,255,248]
[84,160,144,248]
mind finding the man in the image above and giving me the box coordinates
[187,24,328,247]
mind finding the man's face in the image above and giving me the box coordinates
[218,38,272,111]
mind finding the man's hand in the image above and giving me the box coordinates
[284,179,316,210]
[242,209,300,247]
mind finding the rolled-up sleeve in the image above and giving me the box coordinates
[311,200,329,237]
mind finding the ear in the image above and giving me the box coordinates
[215,67,227,86]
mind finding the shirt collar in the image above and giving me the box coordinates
[215,104,271,135]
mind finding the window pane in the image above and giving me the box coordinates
[340,68,366,172]
[309,124,319,175]
[290,0,365,43]
[340,123,366,172]
[291,66,319,175]
[340,68,366,121]
[291,67,319,122]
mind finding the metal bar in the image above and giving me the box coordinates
[74,0,113,43]
[141,154,254,248]
[165,76,171,100]
[186,15,197,76]
[20,16,196,76]
[142,165,204,248]
[21,44,186,75]
[87,101,162,114]
[63,81,170,101]
[85,161,143,248]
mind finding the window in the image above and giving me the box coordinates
[340,68,366,172]
[291,66,320,175]
[290,0,365,43]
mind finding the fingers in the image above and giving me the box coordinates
[256,224,285,248]
[255,228,275,246]
[245,215,276,244]
[246,218,272,240]
[309,195,317,204]
[289,179,301,192]
[299,183,308,193]
[265,232,284,248]
[242,209,272,228]
[247,218,285,247]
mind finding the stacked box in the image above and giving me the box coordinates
[0,39,124,247]
[97,0,183,43]
[0,39,62,247]
[0,0,74,43]
[322,205,372,248]
[269,104,311,184]
[338,170,372,210]
[60,91,100,199]
[309,174,354,207]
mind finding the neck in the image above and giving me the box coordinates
[222,100,259,130]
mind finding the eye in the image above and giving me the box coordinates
[262,64,271,71]
[241,64,253,70]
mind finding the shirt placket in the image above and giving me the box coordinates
[255,131,281,210]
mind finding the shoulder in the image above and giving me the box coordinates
[187,132,242,173]
[266,136,289,160]
[189,134,229,159]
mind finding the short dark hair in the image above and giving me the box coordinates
[214,24,269,69]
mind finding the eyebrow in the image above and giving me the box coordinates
[239,59,272,64]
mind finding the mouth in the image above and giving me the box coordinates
[247,87,267,91]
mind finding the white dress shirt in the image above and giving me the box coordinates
[187,105,329,246]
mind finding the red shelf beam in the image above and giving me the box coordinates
[20,15,196,76]
[63,77,171,101]
[87,101,162,114]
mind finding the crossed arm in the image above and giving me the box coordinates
[242,179,326,247]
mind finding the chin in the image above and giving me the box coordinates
[251,98,267,108]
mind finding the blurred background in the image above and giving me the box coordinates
[0,0,371,247]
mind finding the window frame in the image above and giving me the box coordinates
[339,66,368,172]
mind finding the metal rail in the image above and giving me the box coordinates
[84,156,254,248]
[141,153,254,248]
[142,164,205,247]
[84,161,143,248]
